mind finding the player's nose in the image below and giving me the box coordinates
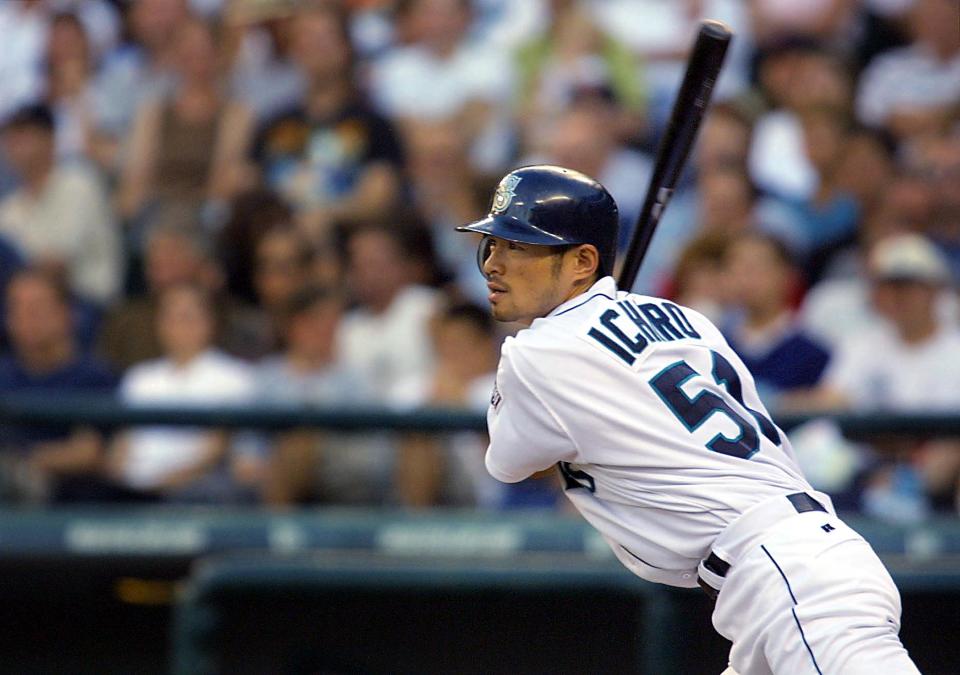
[482,243,506,278]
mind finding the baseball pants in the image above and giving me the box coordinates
[709,502,920,674]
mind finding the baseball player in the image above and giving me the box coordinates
[457,165,920,675]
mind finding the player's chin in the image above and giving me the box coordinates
[488,302,515,323]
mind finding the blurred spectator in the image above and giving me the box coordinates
[256,285,391,505]
[695,103,754,173]
[669,232,731,324]
[0,104,121,305]
[254,1,404,243]
[528,98,652,251]
[216,188,295,304]
[225,0,306,122]
[632,105,755,294]
[832,125,897,219]
[91,0,189,171]
[794,233,960,520]
[591,0,754,129]
[748,0,860,49]
[336,220,442,401]
[748,40,853,201]
[797,163,960,352]
[469,0,548,53]
[116,16,255,226]
[0,269,116,503]
[856,0,960,140]
[699,164,759,235]
[98,217,218,370]
[403,119,488,303]
[98,213,270,368]
[636,163,758,297]
[369,0,514,172]
[756,105,861,265]
[513,0,644,146]
[722,232,830,405]
[392,302,498,507]
[249,224,317,353]
[105,283,257,502]
[815,233,960,411]
[0,235,25,319]
[908,133,960,279]
[0,0,48,122]
[43,12,98,161]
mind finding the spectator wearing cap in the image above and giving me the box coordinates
[794,233,960,521]
[817,232,960,412]
[0,104,121,306]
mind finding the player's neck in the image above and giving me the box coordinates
[554,276,597,311]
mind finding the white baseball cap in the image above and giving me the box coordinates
[868,233,952,285]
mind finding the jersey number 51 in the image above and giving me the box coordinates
[650,350,781,459]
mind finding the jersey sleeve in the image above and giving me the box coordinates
[485,340,577,483]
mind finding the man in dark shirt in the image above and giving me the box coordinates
[0,269,116,502]
[252,2,404,242]
[721,232,830,404]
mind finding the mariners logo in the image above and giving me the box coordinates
[491,175,521,214]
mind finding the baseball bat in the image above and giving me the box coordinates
[617,20,732,291]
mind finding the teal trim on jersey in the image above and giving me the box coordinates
[649,356,759,459]
[710,351,781,448]
[554,292,615,317]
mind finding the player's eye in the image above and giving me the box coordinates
[477,235,495,273]
[507,241,524,251]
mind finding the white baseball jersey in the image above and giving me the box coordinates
[485,276,813,588]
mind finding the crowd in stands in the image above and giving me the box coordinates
[0,0,957,521]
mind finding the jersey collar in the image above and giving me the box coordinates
[547,276,618,318]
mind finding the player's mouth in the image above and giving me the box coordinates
[487,282,508,302]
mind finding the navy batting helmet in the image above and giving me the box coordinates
[456,165,619,277]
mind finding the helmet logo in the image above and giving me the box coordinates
[491,174,522,214]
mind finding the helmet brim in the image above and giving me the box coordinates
[456,214,575,247]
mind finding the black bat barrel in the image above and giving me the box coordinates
[617,20,732,291]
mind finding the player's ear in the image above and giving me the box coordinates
[572,244,600,281]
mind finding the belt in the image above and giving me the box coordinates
[698,492,827,600]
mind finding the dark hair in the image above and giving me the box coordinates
[298,0,357,78]
[729,231,796,268]
[6,267,71,306]
[283,284,341,320]
[339,211,448,287]
[2,104,55,133]
[396,0,471,18]
[438,302,495,336]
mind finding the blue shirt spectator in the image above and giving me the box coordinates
[722,232,831,406]
[726,325,830,399]
[0,268,116,503]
